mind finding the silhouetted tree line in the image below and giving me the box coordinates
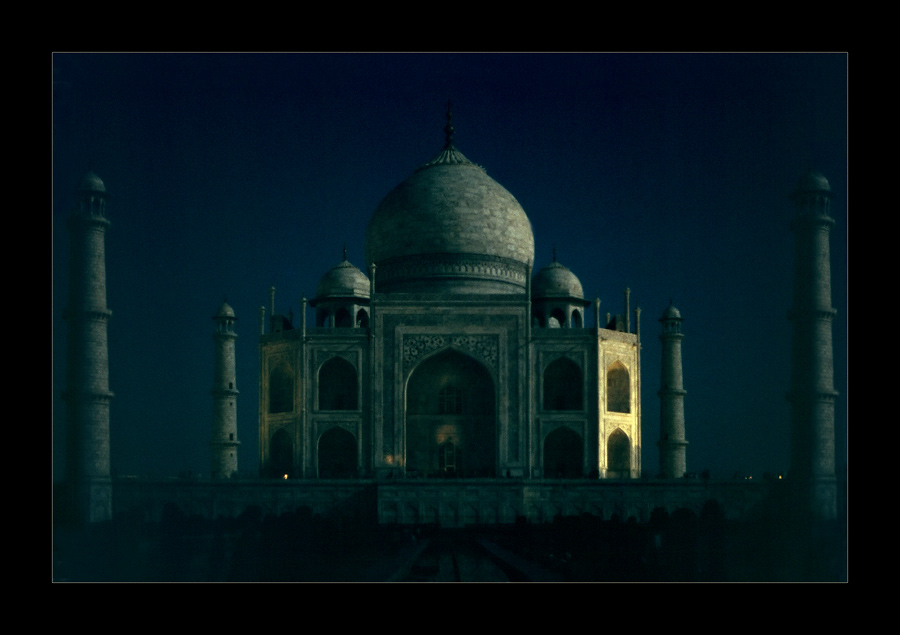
[53,488,846,582]
[482,493,845,582]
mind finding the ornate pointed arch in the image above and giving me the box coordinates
[607,360,631,413]
[268,361,294,414]
[607,428,631,476]
[544,356,583,411]
[318,356,358,411]
[405,348,496,477]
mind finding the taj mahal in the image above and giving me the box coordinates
[59,105,841,565]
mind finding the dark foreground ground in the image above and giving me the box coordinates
[53,501,846,582]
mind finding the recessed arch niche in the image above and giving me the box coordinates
[405,348,496,477]
[544,356,583,411]
[543,426,583,478]
[607,428,631,477]
[318,426,358,478]
[269,427,293,478]
[318,357,358,410]
[607,361,630,413]
[268,362,293,413]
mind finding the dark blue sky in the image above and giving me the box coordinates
[52,52,847,480]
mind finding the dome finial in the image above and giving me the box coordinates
[417,101,483,172]
[343,243,348,262]
[443,99,455,149]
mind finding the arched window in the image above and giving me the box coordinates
[571,308,582,328]
[268,363,293,413]
[334,307,352,328]
[356,308,369,328]
[550,307,566,328]
[318,427,357,478]
[607,362,630,413]
[544,357,583,411]
[318,357,358,410]
[543,427,583,478]
[607,429,630,476]
[438,386,463,414]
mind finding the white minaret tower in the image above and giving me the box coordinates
[64,172,114,524]
[658,303,687,479]
[211,301,240,478]
[788,171,838,521]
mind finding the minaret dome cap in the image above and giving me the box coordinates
[78,171,107,194]
[792,170,831,195]
[215,302,236,319]
[660,303,682,321]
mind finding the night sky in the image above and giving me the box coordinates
[52,52,847,482]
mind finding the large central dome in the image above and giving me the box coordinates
[365,119,535,294]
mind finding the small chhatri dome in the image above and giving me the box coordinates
[313,252,370,302]
[78,171,107,193]
[532,257,585,300]
[364,104,535,294]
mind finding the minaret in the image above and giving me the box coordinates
[64,172,114,524]
[658,303,687,479]
[211,301,240,478]
[788,171,838,521]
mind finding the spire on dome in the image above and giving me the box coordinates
[444,99,455,149]
[416,101,483,172]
